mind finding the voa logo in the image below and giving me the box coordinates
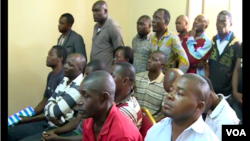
[226,129,246,136]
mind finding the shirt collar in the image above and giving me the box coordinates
[136,33,151,40]
[207,94,225,119]
[144,71,164,83]
[217,31,232,42]
[61,30,72,38]
[152,27,170,41]
[116,89,134,105]
[85,103,117,135]
[64,73,84,85]
[184,116,205,134]
[163,116,205,134]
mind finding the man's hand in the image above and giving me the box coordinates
[19,116,32,124]
[197,61,206,69]
[49,117,63,127]
[42,131,59,141]
[188,27,196,37]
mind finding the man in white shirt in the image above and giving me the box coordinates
[202,76,239,140]
[145,74,219,141]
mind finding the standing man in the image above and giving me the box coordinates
[151,8,189,74]
[58,13,87,74]
[208,10,241,102]
[232,44,242,121]
[132,15,152,74]
[175,15,189,42]
[90,1,124,71]
[182,15,212,75]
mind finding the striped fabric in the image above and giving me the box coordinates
[44,74,84,126]
[134,71,167,118]
[8,106,35,127]
[116,90,142,129]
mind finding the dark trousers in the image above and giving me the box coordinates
[8,120,50,141]
[19,129,79,141]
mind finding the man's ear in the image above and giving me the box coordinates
[160,62,166,69]
[58,57,63,63]
[123,77,129,85]
[104,9,108,15]
[196,101,205,112]
[164,18,169,26]
[101,92,110,104]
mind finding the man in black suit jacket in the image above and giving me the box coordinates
[58,13,87,74]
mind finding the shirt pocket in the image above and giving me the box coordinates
[65,46,74,54]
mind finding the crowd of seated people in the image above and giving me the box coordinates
[8,0,242,141]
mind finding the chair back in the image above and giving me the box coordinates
[139,107,156,139]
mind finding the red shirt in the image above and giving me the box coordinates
[83,103,143,141]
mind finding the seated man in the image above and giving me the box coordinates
[202,76,239,140]
[135,51,167,121]
[78,71,143,141]
[145,74,219,141]
[41,59,107,141]
[110,62,142,129]
[18,53,86,141]
[8,45,67,141]
[42,62,143,141]
[156,68,184,121]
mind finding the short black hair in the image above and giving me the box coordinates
[157,8,171,23]
[200,76,215,93]
[52,45,68,64]
[86,59,106,71]
[151,50,166,64]
[114,62,136,86]
[218,10,232,23]
[61,13,74,25]
[114,46,134,64]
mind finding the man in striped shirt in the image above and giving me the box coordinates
[42,62,142,141]
[135,51,167,122]
[41,60,107,141]
[110,62,142,129]
[19,53,86,141]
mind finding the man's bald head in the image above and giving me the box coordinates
[93,0,108,9]
[164,68,184,92]
[78,70,115,119]
[92,1,108,23]
[83,70,116,101]
[64,53,86,79]
[112,62,135,86]
[175,15,189,33]
[179,74,210,104]
[193,14,209,32]
[198,14,209,27]
[177,15,188,24]
[68,53,86,71]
